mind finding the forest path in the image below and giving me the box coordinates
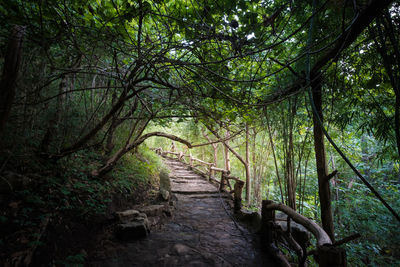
[91,158,275,266]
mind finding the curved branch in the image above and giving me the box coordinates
[266,202,332,247]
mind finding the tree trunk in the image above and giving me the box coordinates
[311,74,335,242]
[285,99,297,210]
[105,89,119,154]
[0,25,25,138]
[251,128,260,204]
[266,112,285,204]
[286,126,296,210]
[245,123,251,202]
[224,130,231,172]
[202,129,218,167]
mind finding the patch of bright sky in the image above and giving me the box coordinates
[247,32,255,40]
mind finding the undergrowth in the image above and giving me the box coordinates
[0,145,166,265]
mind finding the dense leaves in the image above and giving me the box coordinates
[1,0,400,265]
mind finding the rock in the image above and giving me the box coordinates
[148,216,161,226]
[138,205,165,217]
[160,188,170,201]
[115,218,150,240]
[159,169,171,191]
[115,209,140,223]
[114,209,150,240]
[173,243,191,255]
[163,205,172,217]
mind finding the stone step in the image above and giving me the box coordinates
[171,180,190,184]
[172,176,203,180]
[171,190,219,195]
[171,180,210,185]
[188,193,232,199]
[172,174,197,177]
[171,182,216,188]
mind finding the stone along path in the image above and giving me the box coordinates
[91,158,275,266]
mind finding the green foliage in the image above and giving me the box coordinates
[111,146,164,192]
[1,0,400,265]
[334,179,400,266]
[56,253,86,267]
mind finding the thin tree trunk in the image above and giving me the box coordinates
[286,125,296,210]
[311,73,335,242]
[266,113,285,204]
[224,130,231,172]
[202,129,218,167]
[0,25,25,138]
[105,89,118,154]
[245,123,251,202]
[300,151,310,214]
[284,99,297,210]
[252,128,259,204]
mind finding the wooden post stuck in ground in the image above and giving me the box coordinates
[210,164,215,181]
[261,200,275,243]
[219,172,226,191]
[233,180,244,213]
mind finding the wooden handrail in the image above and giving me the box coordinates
[263,201,332,247]
[210,166,228,173]
[224,175,240,182]
[261,200,346,266]
[192,157,214,166]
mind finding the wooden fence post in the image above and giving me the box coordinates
[207,165,212,181]
[233,180,244,213]
[219,172,226,191]
[189,152,193,167]
[261,200,275,243]
[210,164,215,180]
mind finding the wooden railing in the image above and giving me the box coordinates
[261,199,349,267]
[154,147,349,266]
[155,148,244,213]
